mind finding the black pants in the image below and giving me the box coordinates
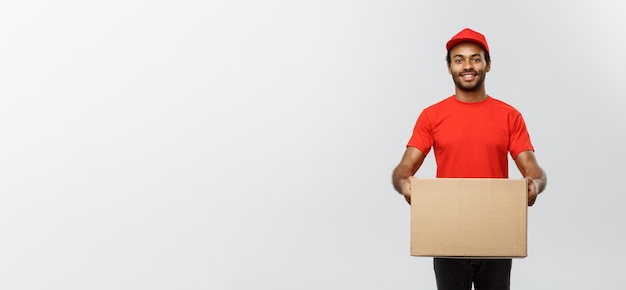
[434,258,512,290]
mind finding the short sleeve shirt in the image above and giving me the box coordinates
[407,96,534,178]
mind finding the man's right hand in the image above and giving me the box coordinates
[400,178,412,205]
[392,147,425,205]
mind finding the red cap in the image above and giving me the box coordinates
[446,28,489,54]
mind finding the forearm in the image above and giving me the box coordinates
[392,165,414,194]
[514,150,547,194]
[525,167,547,194]
[392,147,425,199]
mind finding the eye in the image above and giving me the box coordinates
[472,58,481,63]
[454,59,463,63]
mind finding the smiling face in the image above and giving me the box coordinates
[447,42,491,92]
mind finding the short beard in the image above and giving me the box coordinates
[452,71,486,92]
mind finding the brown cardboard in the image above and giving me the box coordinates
[410,178,528,258]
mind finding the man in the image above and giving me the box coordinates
[391,28,547,290]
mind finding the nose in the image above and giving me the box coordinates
[462,59,474,70]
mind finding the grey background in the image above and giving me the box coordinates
[1,0,624,289]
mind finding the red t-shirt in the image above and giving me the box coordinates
[407,96,534,178]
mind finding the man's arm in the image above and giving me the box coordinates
[392,147,426,204]
[514,150,547,206]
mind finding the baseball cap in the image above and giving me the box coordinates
[446,28,490,54]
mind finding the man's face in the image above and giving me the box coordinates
[447,42,491,92]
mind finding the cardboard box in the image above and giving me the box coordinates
[410,178,528,258]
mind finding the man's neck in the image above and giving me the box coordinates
[453,89,488,103]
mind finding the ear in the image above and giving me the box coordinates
[485,61,491,72]
[447,63,452,74]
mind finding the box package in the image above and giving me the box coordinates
[410,178,528,258]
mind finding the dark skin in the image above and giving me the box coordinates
[392,42,547,206]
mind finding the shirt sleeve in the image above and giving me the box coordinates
[407,110,433,155]
[508,111,535,159]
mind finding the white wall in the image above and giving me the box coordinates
[0,1,624,289]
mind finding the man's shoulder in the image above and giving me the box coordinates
[423,96,455,111]
[487,96,521,112]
